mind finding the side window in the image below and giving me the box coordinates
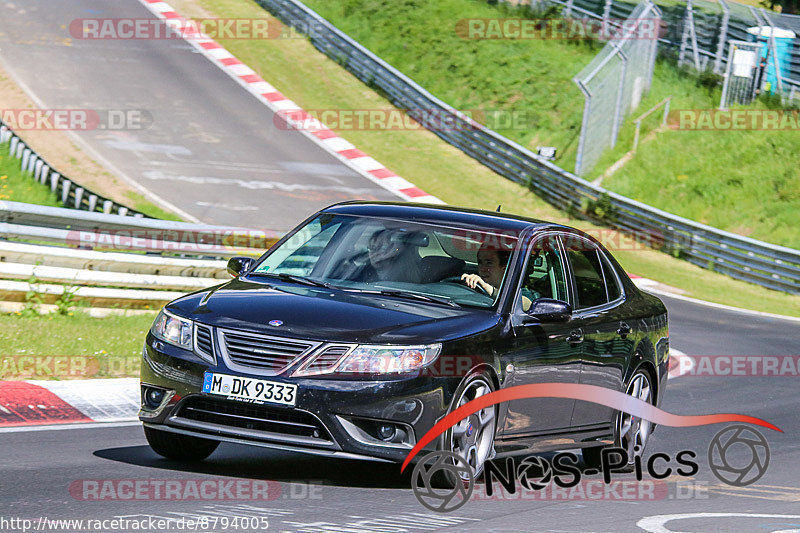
[565,241,608,309]
[519,238,568,311]
[600,252,622,302]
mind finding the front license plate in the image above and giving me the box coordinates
[202,372,297,406]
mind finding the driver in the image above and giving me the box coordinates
[461,243,510,297]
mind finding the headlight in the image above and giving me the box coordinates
[150,309,193,349]
[296,344,441,376]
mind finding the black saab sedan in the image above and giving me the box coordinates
[140,202,668,478]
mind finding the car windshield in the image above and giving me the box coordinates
[249,213,519,308]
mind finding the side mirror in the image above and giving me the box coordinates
[524,298,572,323]
[227,256,254,277]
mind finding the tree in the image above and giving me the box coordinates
[762,0,799,15]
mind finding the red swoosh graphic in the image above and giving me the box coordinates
[400,383,781,473]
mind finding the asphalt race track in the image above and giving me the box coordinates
[1,295,799,532]
[0,0,401,229]
[1,1,799,532]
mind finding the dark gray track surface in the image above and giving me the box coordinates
[1,295,799,532]
[0,0,400,230]
[1,2,799,531]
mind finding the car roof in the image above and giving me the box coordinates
[323,201,567,234]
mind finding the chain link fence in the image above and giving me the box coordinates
[256,0,800,294]
[543,0,800,95]
[719,40,764,107]
[573,1,660,175]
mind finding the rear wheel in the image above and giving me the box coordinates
[144,426,219,462]
[583,368,654,471]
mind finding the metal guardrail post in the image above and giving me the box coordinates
[0,117,147,217]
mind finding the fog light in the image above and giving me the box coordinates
[377,424,396,441]
[143,387,166,409]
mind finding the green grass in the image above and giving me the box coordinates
[0,146,61,206]
[0,312,154,378]
[125,190,185,221]
[176,0,800,316]
[302,0,800,250]
[0,140,183,220]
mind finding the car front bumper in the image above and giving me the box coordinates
[139,334,459,463]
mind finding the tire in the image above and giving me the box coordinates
[439,370,497,484]
[144,426,219,462]
[583,367,654,472]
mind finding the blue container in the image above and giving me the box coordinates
[747,26,796,93]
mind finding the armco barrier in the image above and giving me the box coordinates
[0,120,144,217]
[0,202,278,310]
[0,200,279,258]
[256,0,800,294]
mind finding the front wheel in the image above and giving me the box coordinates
[583,368,654,471]
[441,370,497,482]
[144,426,219,462]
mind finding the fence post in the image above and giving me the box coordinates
[761,9,784,93]
[679,0,701,70]
[574,80,592,176]
[714,0,730,74]
[565,0,574,18]
[611,47,628,147]
[602,0,613,22]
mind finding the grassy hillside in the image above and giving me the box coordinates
[304,0,800,249]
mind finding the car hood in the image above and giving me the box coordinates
[168,279,500,344]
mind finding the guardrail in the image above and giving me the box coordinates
[0,201,282,311]
[0,200,280,257]
[0,120,144,216]
[257,0,800,294]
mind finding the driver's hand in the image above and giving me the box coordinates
[461,273,493,295]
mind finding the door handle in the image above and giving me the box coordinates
[617,323,631,338]
[567,330,584,345]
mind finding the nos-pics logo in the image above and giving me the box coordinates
[404,383,779,513]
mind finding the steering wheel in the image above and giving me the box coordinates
[441,276,491,296]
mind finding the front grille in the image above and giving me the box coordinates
[195,324,213,358]
[302,345,353,374]
[220,329,318,373]
[175,397,331,441]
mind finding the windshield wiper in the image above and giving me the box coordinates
[252,272,335,289]
[346,288,460,308]
[276,273,335,289]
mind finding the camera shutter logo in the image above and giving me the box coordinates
[411,451,474,512]
[708,425,770,487]
[516,456,553,491]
